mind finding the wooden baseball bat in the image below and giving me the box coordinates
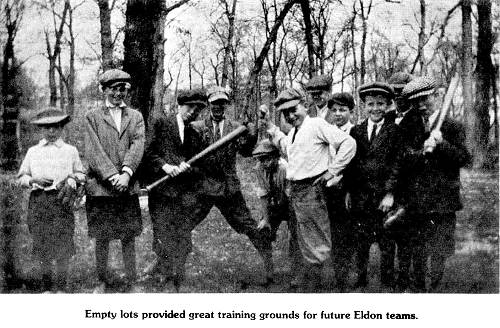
[143,125,248,192]
[435,73,460,131]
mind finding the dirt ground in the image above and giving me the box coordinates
[1,157,498,294]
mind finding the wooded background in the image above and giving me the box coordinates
[0,0,499,170]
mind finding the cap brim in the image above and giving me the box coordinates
[359,87,393,97]
[208,94,229,103]
[109,81,131,88]
[183,100,207,106]
[277,99,301,111]
[408,88,434,100]
[32,115,70,126]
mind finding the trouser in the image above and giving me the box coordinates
[151,189,272,287]
[396,212,456,292]
[353,208,396,287]
[325,187,353,289]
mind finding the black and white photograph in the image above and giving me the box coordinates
[0,0,499,324]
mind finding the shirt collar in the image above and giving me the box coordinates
[176,112,185,129]
[338,121,353,132]
[105,98,127,109]
[368,118,384,129]
[39,138,64,148]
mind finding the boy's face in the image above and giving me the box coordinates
[209,99,228,122]
[41,124,64,142]
[104,83,129,107]
[179,104,202,123]
[411,94,436,121]
[330,103,351,127]
[309,90,330,108]
[363,94,390,123]
[282,104,307,128]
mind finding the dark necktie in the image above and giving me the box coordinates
[214,123,221,141]
[370,123,378,143]
[292,127,299,143]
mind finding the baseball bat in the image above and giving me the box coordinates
[435,73,460,131]
[143,125,248,192]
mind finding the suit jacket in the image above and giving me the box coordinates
[347,119,402,209]
[188,117,257,196]
[385,108,426,152]
[404,118,471,214]
[142,113,197,198]
[84,105,145,196]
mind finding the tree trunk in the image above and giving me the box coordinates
[221,0,237,87]
[97,0,114,70]
[462,0,474,161]
[300,0,315,77]
[470,0,493,168]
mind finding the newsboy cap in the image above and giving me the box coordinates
[99,69,131,89]
[274,88,305,111]
[400,76,436,100]
[305,75,332,92]
[328,92,355,109]
[388,72,413,89]
[31,108,70,126]
[177,88,207,106]
[252,139,279,157]
[207,86,229,103]
[358,81,394,99]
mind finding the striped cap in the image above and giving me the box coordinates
[401,76,436,100]
[358,82,394,99]
[274,88,305,111]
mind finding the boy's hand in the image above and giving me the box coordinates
[162,163,182,177]
[67,177,77,189]
[108,174,120,186]
[178,161,191,173]
[30,177,53,187]
[114,172,130,192]
[378,193,394,213]
[314,171,334,186]
[257,218,271,231]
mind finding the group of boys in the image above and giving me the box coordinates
[256,72,470,293]
[13,68,469,293]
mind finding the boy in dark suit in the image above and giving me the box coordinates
[347,82,402,290]
[143,89,206,290]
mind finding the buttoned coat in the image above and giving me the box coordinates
[347,119,402,209]
[188,117,256,196]
[84,106,145,196]
[142,113,197,198]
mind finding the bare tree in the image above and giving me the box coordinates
[462,0,474,145]
[96,0,117,70]
[357,0,372,85]
[220,0,237,87]
[299,0,315,77]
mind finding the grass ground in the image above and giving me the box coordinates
[1,155,498,294]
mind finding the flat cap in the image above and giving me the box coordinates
[177,88,207,106]
[207,86,229,103]
[274,88,305,111]
[31,108,70,126]
[252,139,279,157]
[401,76,436,100]
[328,92,355,109]
[305,75,332,92]
[99,69,131,88]
[387,72,413,89]
[358,81,394,99]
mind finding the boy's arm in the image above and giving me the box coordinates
[17,149,33,187]
[317,120,357,177]
[122,112,146,175]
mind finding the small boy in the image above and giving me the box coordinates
[17,109,85,292]
[347,82,402,290]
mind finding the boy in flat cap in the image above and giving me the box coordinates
[143,88,206,290]
[17,109,85,292]
[305,74,332,118]
[325,92,355,291]
[396,77,470,292]
[346,82,402,290]
[183,86,274,285]
[261,88,356,292]
[84,69,145,289]
[252,139,300,286]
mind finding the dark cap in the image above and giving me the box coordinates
[400,76,436,100]
[328,92,355,109]
[207,86,229,103]
[252,139,279,157]
[31,108,70,126]
[99,69,131,89]
[387,72,413,89]
[177,89,207,106]
[274,88,305,111]
[305,75,332,92]
[358,81,394,99]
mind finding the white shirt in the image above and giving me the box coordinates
[367,118,384,140]
[395,110,410,125]
[105,98,126,131]
[17,138,85,190]
[318,105,329,120]
[268,116,356,181]
[176,113,185,143]
[337,121,354,134]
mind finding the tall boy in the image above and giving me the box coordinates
[84,69,145,289]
